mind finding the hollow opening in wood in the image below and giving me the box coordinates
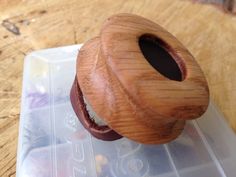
[138,34,184,81]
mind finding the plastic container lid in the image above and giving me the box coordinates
[16,44,236,177]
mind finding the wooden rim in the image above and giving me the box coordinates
[100,13,209,122]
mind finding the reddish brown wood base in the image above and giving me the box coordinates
[70,77,122,141]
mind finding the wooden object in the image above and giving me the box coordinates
[71,14,209,144]
[1,0,236,175]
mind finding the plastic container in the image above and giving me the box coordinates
[16,44,236,177]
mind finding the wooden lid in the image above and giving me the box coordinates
[74,14,209,144]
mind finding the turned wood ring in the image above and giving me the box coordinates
[70,14,209,144]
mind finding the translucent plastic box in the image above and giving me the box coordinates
[16,44,236,177]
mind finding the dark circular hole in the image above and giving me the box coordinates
[138,34,183,81]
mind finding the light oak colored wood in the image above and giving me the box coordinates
[76,14,209,144]
[0,0,236,175]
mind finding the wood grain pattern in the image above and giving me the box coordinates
[0,0,236,175]
[75,14,209,144]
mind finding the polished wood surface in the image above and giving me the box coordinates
[76,14,209,144]
[0,0,235,176]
